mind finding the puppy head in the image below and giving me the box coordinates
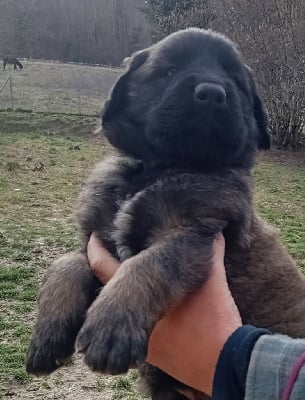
[102,28,270,169]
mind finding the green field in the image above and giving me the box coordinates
[0,61,121,115]
[0,112,144,400]
[0,112,304,399]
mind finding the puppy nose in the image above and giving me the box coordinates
[194,83,227,105]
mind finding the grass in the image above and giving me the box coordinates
[110,374,143,400]
[0,60,121,115]
[93,371,144,400]
[0,113,109,391]
[254,156,305,270]
[0,112,304,397]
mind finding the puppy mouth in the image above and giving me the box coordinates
[144,93,246,166]
[146,102,237,140]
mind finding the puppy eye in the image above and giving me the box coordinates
[166,67,177,77]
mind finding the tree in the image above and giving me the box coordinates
[212,0,305,148]
[145,0,305,148]
[144,0,215,38]
[0,0,151,65]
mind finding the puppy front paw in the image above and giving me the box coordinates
[76,299,149,374]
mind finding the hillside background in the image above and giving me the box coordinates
[1,0,304,147]
[0,0,152,66]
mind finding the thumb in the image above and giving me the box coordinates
[87,232,120,283]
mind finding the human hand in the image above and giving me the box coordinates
[87,232,242,396]
[146,234,242,395]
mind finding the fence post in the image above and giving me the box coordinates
[78,84,82,115]
[77,68,82,115]
[8,69,14,110]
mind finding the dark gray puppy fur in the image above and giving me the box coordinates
[26,29,305,400]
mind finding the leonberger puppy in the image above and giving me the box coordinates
[26,29,305,400]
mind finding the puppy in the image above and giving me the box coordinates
[27,29,305,400]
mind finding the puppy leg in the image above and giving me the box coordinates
[77,219,225,374]
[26,251,101,375]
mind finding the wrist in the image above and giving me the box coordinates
[191,318,242,395]
[182,288,242,395]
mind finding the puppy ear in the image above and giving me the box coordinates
[246,66,271,150]
[102,50,149,124]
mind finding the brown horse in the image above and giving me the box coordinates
[3,57,23,70]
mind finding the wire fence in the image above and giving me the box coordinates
[0,59,122,116]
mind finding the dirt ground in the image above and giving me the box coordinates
[5,357,115,400]
[4,355,144,400]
